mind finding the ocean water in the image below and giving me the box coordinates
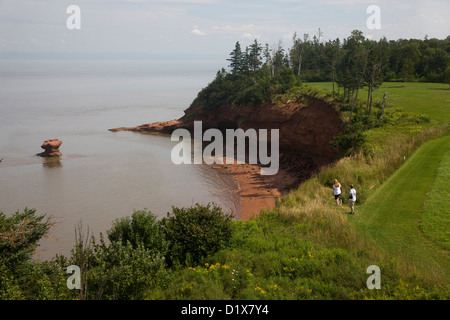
[0,59,240,260]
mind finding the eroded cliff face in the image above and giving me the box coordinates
[110,98,343,191]
[186,99,342,163]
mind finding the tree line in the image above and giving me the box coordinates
[228,29,450,84]
[221,30,450,115]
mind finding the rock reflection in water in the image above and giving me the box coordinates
[42,156,63,168]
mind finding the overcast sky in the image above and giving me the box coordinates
[0,0,449,59]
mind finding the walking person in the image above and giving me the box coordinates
[333,179,342,206]
[349,184,356,215]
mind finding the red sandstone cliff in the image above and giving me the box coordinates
[111,98,342,163]
[110,98,343,192]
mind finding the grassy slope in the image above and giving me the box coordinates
[308,81,450,285]
[353,134,450,284]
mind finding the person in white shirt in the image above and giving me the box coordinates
[333,179,342,206]
[349,184,356,215]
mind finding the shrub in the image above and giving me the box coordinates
[107,209,167,256]
[161,203,234,267]
[0,208,52,271]
[330,122,367,156]
[88,241,168,300]
[63,230,169,300]
[0,208,62,299]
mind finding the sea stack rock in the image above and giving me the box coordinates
[39,139,62,157]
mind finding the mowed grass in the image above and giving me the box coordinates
[421,151,450,251]
[306,82,450,124]
[353,134,450,285]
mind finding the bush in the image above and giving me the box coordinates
[63,228,169,300]
[0,208,52,271]
[88,241,168,300]
[107,209,167,256]
[0,208,66,299]
[330,122,367,156]
[161,203,234,267]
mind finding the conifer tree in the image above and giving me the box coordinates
[227,41,245,74]
[248,39,263,72]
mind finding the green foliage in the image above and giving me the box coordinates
[107,204,235,268]
[0,208,51,271]
[0,262,25,299]
[444,66,450,86]
[327,83,433,157]
[107,209,167,255]
[293,32,449,83]
[54,219,169,300]
[63,203,235,299]
[60,230,169,300]
[330,122,368,156]
[189,57,301,110]
[161,203,234,267]
[0,203,235,299]
[49,203,233,299]
[383,107,431,126]
[0,209,71,299]
[227,41,246,74]
[11,260,69,300]
[153,209,449,300]
[88,239,168,300]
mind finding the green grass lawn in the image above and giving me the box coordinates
[421,151,450,251]
[306,82,450,124]
[353,134,450,284]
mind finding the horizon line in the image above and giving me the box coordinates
[0,51,227,61]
